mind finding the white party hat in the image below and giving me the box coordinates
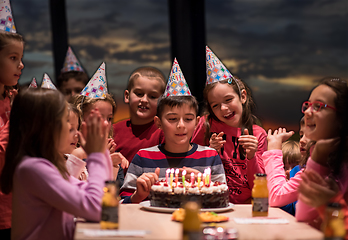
[41,73,57,90]
[28,77,37,88]
[0,0,16,33]
[61,46,84,73]
[80,62,107,99]
[206,46,234,85]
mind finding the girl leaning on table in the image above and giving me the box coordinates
[0,88,113,240]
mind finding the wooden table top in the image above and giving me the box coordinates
[74,203,323,240]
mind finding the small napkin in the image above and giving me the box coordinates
[233,217,289,224]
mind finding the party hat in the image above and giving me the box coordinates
[28,77,37,88]
[80,62,107,99]
[0,0,16,33]
[206,46,234,85]
[163,58,191,97]
[41,73,57,90]
[61,46,84,73]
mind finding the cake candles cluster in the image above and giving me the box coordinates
[150,168,229,209]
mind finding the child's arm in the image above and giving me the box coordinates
[130,168,160,203]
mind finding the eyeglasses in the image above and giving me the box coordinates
[301,101,337,113]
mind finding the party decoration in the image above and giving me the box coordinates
[41,73,57,90]
[61,46,85,73]
[28,77,37,88]
[80,62,107,99]
[0,0,16,33]
[163,58,191,97]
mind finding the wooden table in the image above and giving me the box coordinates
[74,204,323,240]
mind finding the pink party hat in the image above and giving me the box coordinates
[28,77,37,88]
[163,58,191,97]
[41,73,57,90]
[206,46,234,85]
[0,0,16,33]
[61,46,84,73]
[80,62,107,99]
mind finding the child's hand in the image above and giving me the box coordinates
[209,132,226,153]
[266,128,294,151]
[298,169,338,208]
[238,129,259,160]
[131,168,160,203]
[311,138,339,166]
[110,152,129,169]
[80,108,109,155]
[108,138,117,154]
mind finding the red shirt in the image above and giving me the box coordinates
[113,119,164,173]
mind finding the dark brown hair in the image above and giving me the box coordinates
[0,88,68,194]
[57,71,89,89]
[127,66,166,93]
[202,77,259,145]
[157,95,199,119]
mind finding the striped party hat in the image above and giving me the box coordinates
[163,58,191,97]
[80,62,107,99]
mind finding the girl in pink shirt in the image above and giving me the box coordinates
[0,89,113,240]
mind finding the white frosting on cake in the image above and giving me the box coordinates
[187,186,200,194]
[174,186,185,194]
[151,184,164,192]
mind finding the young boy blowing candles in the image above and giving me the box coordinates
[120,59,226,203]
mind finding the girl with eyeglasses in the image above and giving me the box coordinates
[295,77,348,235]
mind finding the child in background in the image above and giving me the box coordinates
[0,88,113,240]
[112,67,166,174]
[71,63,128,181]
[0,2,24,238]
[192,47,266,204]
[295,78,348,234]
[62,104,88,180]
[282,140,301,180]
[57,47,89,102]
[120,59,226,203]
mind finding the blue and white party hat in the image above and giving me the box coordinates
[0,0,16,33]
[80,62,107,99]
[41,73,57,90]
[61,46,84,73]
[163,58,191,97]
[206,46,234,85]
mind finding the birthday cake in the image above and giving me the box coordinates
[150,168,229,209]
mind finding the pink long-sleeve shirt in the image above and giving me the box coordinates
[11,151,113,240]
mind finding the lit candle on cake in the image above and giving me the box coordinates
[197,172,202,189]
[190,172,195,186]
[207,167,211,185]
[175,169,179,187]
[170,168,174,188]
[166,169,170,184]
[182,170,186,188]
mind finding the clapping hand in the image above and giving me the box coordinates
[267,128,294,151]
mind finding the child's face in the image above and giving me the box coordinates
[154,104,199,153]
[60,111,79,154]
[299,124,310,157]
[92,100,113,131]
[60,78,85,101]
[0,40,24,87]
[125,76,163,125]
[58,106,71,154]
[303,84,338,141]
[207,83,246,127]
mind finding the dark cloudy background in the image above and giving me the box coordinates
[11,0,348,131]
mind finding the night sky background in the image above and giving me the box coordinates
[11,0,348,132]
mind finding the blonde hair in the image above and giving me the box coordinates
[127,66,166,93]
[282,140,301,167]
[72,94,116,137]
